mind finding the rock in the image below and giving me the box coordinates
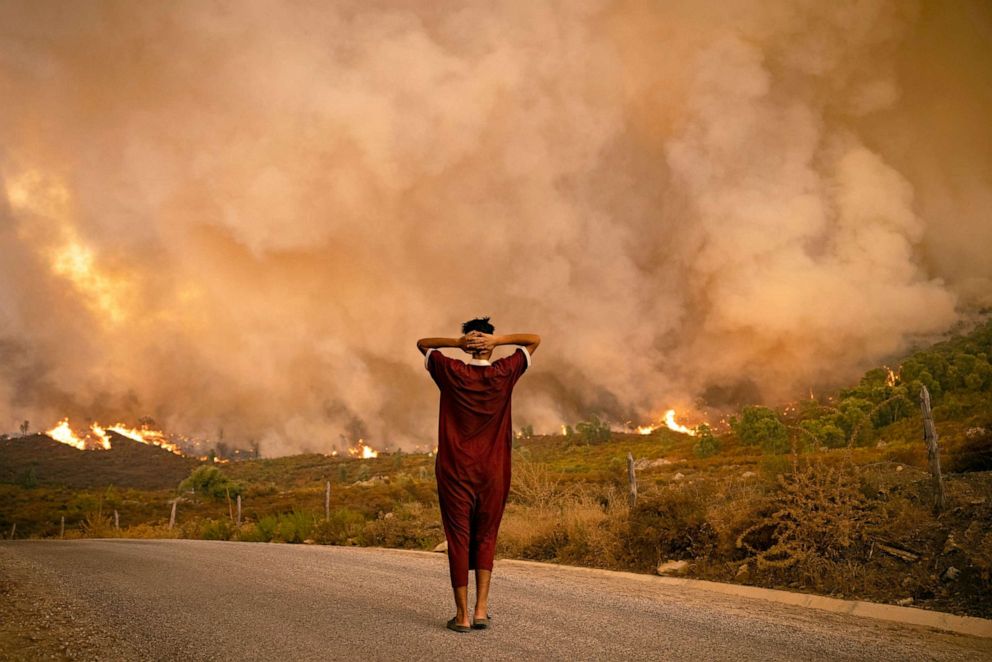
[942,566,961,582]
[384,512,394,519]
[895,465,903,472]
[741,471,756,479]
[433,540,448,553]
[673,472,685,481]
[634,458,673,470]
[965,426,987,438]
[303,538,315,545]
[896,597,914,607]
[655,560,689,575]
[735,564,749,579]
[875,441,887,449]
[943,534,960,554]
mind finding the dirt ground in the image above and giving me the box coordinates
[0,548,140,661]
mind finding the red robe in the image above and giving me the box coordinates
[426,346,530,587]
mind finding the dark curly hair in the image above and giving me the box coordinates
[461,316,494,335]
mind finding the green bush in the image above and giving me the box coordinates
[574,417,612,444]
[730,406,789,454]
[199,518,234,541]
[178,465,242,499]
[692,424,720,458]
[312,507,368,545]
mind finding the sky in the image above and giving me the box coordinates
[1,0,990,455]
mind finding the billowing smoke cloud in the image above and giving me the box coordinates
[1,0,989,454]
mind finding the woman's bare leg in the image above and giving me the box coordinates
[452,585,470,626]
[474,569,491,619]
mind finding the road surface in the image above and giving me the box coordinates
[1,540,988,661]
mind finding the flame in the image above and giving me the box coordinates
[46,419,87,450]
[347,439,378,459]
[664,409,696,436]
[89,424,113,450]
[45,419,113,450]
[108,423,182,455]
[634,409,698,437]
[884,365,899,387]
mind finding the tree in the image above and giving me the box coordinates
[19,420,29,435]
[692,424,720,458]
[179,465,242,499]
[575,417,611,444]
[730,406,789,454]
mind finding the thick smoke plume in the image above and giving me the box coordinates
[1,1,990,454]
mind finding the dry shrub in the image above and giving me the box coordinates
[623,483,716,570]
[703,477,770,560]
[119,522,179,539]
[79,506,117,538]
[498,488,627,567]
[359,501,442,549]
[510,460,577,507]
[737,459,875,587]
[500,456,627,567]
[962,520,992,584]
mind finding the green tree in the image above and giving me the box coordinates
[730,406,789,454]
[798,419,845,449]
[179,465,242,499]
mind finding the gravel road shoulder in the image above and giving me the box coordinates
[0,546,142,661]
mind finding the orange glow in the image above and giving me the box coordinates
[7,169,131,325]
[634,409,698,437]
[347,439,379,459]
[884,366,899,387]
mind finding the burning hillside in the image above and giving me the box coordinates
[0,433,197,490]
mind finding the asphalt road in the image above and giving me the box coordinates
[1,540,988,661]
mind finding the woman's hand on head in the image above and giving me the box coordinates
[465,332,496,353]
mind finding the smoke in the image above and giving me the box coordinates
[1,0,989,454]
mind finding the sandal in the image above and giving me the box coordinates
[472,614,492,630]
[447,617,471,633]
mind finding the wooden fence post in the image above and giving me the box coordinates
[920,385,946,512]
[324,481,331,522]
[169,499,178,530]
[226,487,234,523]
[114,509,120,530]
[626,452,637,508]
[236,495,242,527]
[60,516,65,539]
[8,523,15,540]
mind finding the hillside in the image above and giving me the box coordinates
[0,433,197,490]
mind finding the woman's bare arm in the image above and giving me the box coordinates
[466,333,541,355]
[416,337,470,356]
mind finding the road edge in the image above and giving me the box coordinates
[373,546,992,639]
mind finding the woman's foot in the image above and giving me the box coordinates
[447,617,471,633]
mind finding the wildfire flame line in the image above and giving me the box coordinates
[635,409,697,436]
[44,419,181,454]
